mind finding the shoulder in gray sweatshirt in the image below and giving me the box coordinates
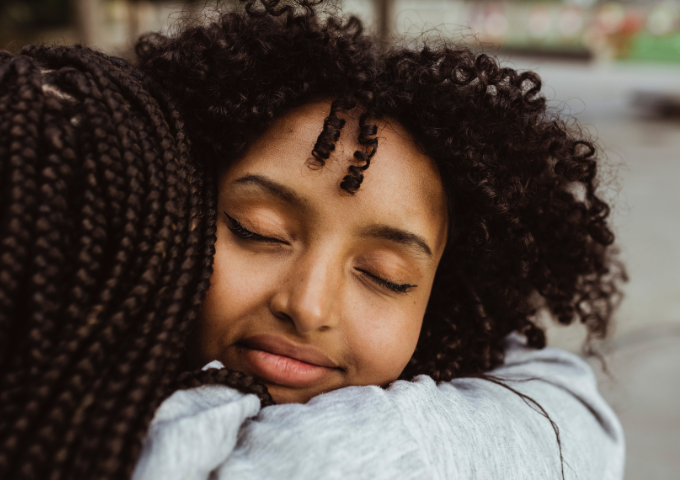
[133,334,625,480]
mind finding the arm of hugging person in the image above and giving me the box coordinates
[214,334,624,480]
[132,368,261,480]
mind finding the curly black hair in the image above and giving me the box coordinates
[0,0,624,478]
[135,0,625,379]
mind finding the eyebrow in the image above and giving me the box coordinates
[233,174,307,211]
[360,224,433,258]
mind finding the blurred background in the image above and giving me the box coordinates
[1,0,679,478]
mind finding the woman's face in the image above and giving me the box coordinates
[188,100,448,403]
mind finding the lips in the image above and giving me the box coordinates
[237,334,339,388]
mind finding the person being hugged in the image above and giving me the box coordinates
[0,1,625,479]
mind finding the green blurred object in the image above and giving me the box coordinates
[628,32,680,64]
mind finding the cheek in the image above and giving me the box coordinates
[193,229,281,360]
[343,294,426,385]
[206,245,266,315]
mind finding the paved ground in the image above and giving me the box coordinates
[504,57,680,480]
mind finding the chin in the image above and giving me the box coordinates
[266,384,324,404]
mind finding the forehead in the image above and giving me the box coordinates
[224,100,448,253]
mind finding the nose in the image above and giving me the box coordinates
[270,249,340,334]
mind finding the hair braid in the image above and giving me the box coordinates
[24,90,78,368]
[57,67,165,480]
[175,367,275,407]
[0,56,45,477]
[1,53,145,480]
[32,47,203,480]
[0,44,272,480]
[12,95,82,472]
[0,55,42,358]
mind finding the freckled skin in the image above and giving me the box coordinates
[188,99,448,404]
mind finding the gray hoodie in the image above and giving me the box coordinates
[133,334,624,480]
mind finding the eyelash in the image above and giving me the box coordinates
[225,213,283,244]
[224,212,416,294]
[357,269,415,294]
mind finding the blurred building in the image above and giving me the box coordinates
[2,0,680,62]
[384,0,680,62]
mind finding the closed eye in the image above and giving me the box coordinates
[356,269,416,294]
[224,212,287,244]
[225,212,415,293]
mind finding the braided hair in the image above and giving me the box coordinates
[0,44,271,480]
[0,0,625,478]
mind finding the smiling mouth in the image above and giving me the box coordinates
[237,335,339,388]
